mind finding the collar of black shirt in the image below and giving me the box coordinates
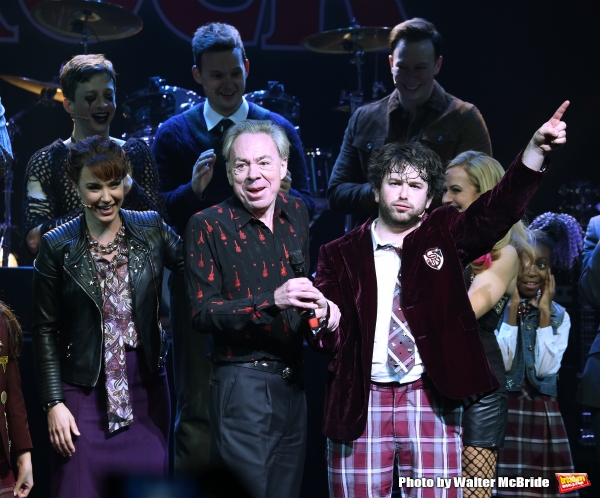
[229,193,295,231]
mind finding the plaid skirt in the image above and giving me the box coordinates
[494,386,578,498]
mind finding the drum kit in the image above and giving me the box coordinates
[1,0,391,264]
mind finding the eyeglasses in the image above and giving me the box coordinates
[230,159,285,175]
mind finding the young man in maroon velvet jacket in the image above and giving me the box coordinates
[312,102,569,497]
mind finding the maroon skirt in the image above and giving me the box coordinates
[494,387,578,498]
[51,349,170,498]
[0,464,14,498]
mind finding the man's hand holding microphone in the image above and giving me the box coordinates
[273,250,340,333]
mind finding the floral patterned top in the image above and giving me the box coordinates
[92,241,141,433]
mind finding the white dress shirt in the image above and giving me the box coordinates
[371,219,424,383]
[495,303,571,378]
[203,97,250,131]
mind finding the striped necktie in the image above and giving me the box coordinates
[381,245,416,375]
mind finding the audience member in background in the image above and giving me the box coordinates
[577,214,600,462]
[23,54,165,254]
[0,301,33,497]
[32,137,183,498]
[495,212,583,497]
[443,151,534,498]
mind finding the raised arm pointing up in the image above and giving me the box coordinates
[523,100,570,171]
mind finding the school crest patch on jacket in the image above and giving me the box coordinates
[423,248,444,270]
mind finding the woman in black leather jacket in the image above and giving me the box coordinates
[32,136,183,498]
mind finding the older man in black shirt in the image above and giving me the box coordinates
[185,120,339,498]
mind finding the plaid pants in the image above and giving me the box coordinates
[328,380,463,498]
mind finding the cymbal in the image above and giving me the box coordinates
[0,75,63,102]
[302,26,391,54]
[31,0,143,41]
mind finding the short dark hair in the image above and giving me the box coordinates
[367,142,445,199]
[389,18,442,59]
[66,136,129,185]
[60,54,116,101]
[192,22,246,71]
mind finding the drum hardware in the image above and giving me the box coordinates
[305,148,334,198]
[0,150,13,266]
[0,75,63,103]
[245,81,300,128]
[302,23,390,115]
[301,25,391,54]
[0,92,58,267]
[122,77,203,146]
[30,0,143,54]
[371,75,387,101]
[335,89,363,114]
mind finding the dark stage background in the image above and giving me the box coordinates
[1,1,599,497]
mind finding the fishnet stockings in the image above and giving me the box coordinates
[462,445,497,498]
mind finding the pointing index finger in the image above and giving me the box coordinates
[550,100,570,126]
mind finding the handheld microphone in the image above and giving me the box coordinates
[288,250,320,331]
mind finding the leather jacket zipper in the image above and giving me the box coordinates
[63,265,105,384]
[148,255,166,369]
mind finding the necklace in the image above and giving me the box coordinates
[86,224,126,254]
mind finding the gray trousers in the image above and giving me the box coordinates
[210,363,307,498]
[170,272,212,474]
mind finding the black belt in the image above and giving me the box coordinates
[229,360,296,380]
[371,373,432,390]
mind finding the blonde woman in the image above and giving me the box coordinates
[443,151,534,498]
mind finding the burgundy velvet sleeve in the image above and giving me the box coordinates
[449,149,549,266]
[310,244,343,353]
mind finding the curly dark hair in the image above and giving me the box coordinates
[66,136,129,185]
[367,142,445,199]
[529,212,584,270]
[0,301,23,359]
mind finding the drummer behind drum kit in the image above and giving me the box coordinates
[1,1,392,264]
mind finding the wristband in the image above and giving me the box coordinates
[43,400,63,412]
